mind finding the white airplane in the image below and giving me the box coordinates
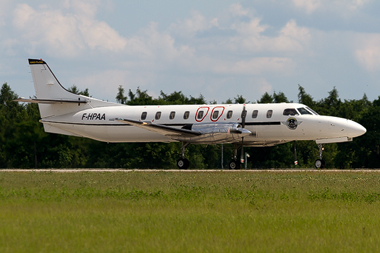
[16,59,367,169]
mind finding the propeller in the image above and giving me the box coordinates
[240,105,247,164]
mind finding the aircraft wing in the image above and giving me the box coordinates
[115,118,202,138]
[116,119,252,144]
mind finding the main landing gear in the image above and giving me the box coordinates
[314,144,326,169]
[229,143,242,170]
[177,142,190,169]
[229,107,247,170]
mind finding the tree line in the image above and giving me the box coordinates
[0,82,379,169]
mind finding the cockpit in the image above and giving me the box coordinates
[283,107,319,116]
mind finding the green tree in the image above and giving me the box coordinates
[259,92,273,103]
[234,95,246,104]
[273,91,289,103]
[68,85,89,96]
[297,85,314,107]
[116,85,127,104]
[127,87,155,105]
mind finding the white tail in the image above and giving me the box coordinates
[27,59,120,118]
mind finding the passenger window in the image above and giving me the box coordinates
[252,110,258,118]
[141,112,147,120]
[183,111,190,120]
[169,111,176,120]
[227,110,233,119]
[155,111,161,120]
[297,107,312,115]
[197,111,204,120]
[266,110,273,118]
[212,110,219,119]
[283,108,298,116]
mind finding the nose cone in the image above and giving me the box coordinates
[347,120,366,137]
[329,117,366,138]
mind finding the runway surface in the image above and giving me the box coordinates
[1,169,380,172]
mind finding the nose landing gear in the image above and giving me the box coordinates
[314,144,325,169]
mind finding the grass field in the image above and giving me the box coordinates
[1,170,380,252]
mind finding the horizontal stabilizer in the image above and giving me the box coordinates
[14,97,88,104]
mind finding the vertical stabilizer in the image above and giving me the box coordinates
[29,59,79,101]
[28,59,120,118]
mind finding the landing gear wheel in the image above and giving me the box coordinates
[177,158,189,169]
[229,160,240,170]
[314,159,325,169]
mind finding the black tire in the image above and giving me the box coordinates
[229,160,240,170]
[314,159,326,169]
[177,158,190,169]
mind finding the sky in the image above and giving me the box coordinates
[1,0,380,104]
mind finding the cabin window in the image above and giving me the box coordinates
[212,110,219,119]
[297,107,312,115]
[252,110,258,118]
[169,111,176,120]
[283,108,298,116]
[183,111,190,120]
[141,112,147,120]
[197,111,204,120]
[266,110,273,118]
[155,111,161,120]
[227,110,233,119]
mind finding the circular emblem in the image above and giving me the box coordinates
[286,117,298,130]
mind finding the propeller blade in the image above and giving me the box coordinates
[240,105,247,164]
[241,105,247,128]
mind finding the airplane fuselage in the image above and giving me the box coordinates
[41,103,365,146]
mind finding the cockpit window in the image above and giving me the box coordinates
[283,108,298,116]
[306,107,319,115]
[297,107,312,115]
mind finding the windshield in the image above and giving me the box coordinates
[297,107,312,115]
[306,107,319,115]
[297,107,319,115]
[283,108,299,116]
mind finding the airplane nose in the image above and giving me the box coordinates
[340,120,366,138]
[328,117,366,138]
[349,121,367,137]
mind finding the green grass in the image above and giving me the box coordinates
[1,171,380,252]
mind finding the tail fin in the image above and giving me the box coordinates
[26,59,120,118]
